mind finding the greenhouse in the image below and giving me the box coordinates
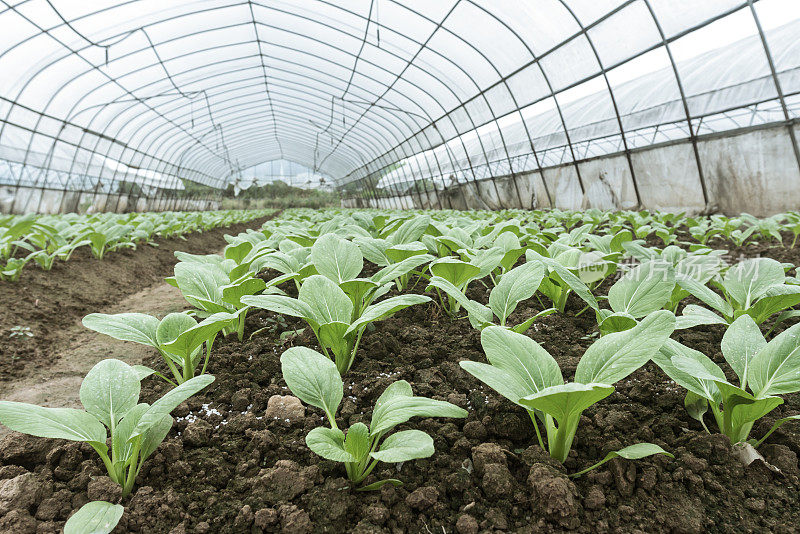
[1,1,800,533]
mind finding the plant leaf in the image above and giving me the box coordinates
[459,361,533,408]
[427,276,490,321]
[132,365,156,381]
[684,391,710,431]
[357,479,403,491]
[82,313,159,347]
[526,250,599,311]
[653,339,723,403]
[130,374,214,441]
[344,422,371,462]
[675,304,727,330]
[306,427,354,462]
[299,275,353,324]
[79,359,141,428]
[609,260,675,318]
[64,501,124,534]
[370,386,467,436]
[519,382,614,423]
[747,285,800,324]
[346,294,431,336]
[748,321,800,397]
[371,429,434,463]
[240,294,316,322]
[481,326,562,393]
[676,274,733,318]
[174,262,228,308]
[489,262,544,323]
[162,311,242,359]
[280,347,342,421]
[311,233,363,284]
[723,258,784,308]
[721,314,766,388]
[575,310,675,384]
[372,254,434,285]
[221,277,267,307]
[155,313,197,346]
[429,258,481,288]
[0,402,107,447]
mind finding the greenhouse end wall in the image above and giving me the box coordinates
[349,122,800,217]
[0,185,221,214]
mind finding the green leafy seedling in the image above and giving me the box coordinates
[428,261,556,333]
[0,359,213,498]
[281,347,467,489]
[83,310,242,384]
[461,311,675,469]
[653,315,800,445]
[243,274,429,374]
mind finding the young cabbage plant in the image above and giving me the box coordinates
[525,250,600,315]
[427,257,484,317]
[427,261,556,333]
[309,233,432,318]
[83,310,242,384]
[596,260,676,334]
[460,311,675,466]
[677,257,800,327]
[243,274,429,374]
[353,237,433,291]
[281,347,466,489]
[0,359,213,498]
[653,315,800,446]
[80,222,136,260]
[170,261,269,340]
[0,256,30,281]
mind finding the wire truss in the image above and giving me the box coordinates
[0,0,798,213]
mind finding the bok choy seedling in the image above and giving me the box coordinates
[427,261,556,332]
[525,250,601,315]
[243,274,428,374]
[243,233,431,374]
[83,311,242,384]
[460,311,675,468]
[170,261,268,341]
[0,359,213,498]
[281,347,466,489]
[677,257,800,327]
[653,315,800,446]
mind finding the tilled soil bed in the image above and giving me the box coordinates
[0,213,276,382]
[1,234,800,533]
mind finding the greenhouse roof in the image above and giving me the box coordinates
[0,0,798,193]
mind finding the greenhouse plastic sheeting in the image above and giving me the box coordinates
[0,0,798,214]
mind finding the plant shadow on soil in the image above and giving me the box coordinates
[1,232,800,532]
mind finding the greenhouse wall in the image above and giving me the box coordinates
[0,185,220,215]
[355,122,800,217]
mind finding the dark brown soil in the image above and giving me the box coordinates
[0,213,277,383]
[1,229,800,533]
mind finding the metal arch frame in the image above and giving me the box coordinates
[2,2,400,191]
[311,0,512,212]
[641,0,710,208]
[556,0,641,208]
[748,0,800,175]
[246,0,283,161]
[4,0,488,214]
[0,0,797,214]
[345,0,780,209]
